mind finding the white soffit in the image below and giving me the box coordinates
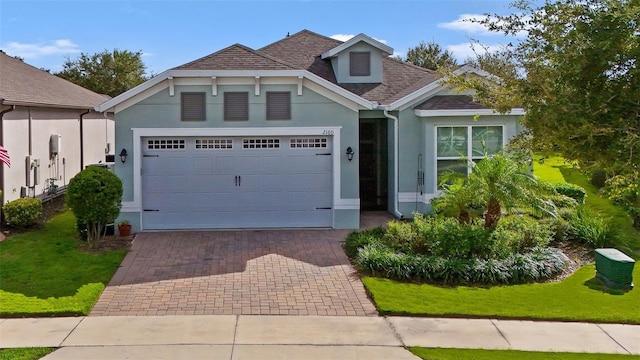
[414,108,526,117]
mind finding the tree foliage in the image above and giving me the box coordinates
[446,0,640,173]
[66,167,122,246]
[400,41,458,70]
[56,49,149,97]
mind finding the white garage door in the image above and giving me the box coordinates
[141,136,333,229]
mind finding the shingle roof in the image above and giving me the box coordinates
[173,44,297,71]
[0,51,109,109]
[415,95,490,110]
[172,30,441,105]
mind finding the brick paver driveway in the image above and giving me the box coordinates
[90,214,390,316]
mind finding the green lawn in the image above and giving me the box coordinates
[363,262,640,323]
[0,348,54,360]
[410,347,640,360]
[0,211,127,317]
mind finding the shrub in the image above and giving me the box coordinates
[2,198,42,228]
[604,172,640,229]
[343,227,383,258]
[590,169,608,188]
[383,220,418,254]
[355,243,568,285]
[565,207,614,248]
[66,167,122,246]
[554,183,586,204]
[495,215,554,251]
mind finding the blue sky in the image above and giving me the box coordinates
[0,0,522,74]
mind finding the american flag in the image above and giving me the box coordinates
[0,145,10,168]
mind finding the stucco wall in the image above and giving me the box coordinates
[2,106,114,203]
[114,82,361,229]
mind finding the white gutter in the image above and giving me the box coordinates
[382,108,403,219]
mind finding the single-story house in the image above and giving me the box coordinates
[0,51,115,204]
[96,30,523,231]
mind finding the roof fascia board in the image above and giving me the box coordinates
[96,70,172,112]
[415,108,525,117]
[2,101,96,110]
[388,65,502,111]
[388,80,444,111]
[321,33,393,59]
[97,69,374,113]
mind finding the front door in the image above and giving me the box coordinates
[359,119,388,211]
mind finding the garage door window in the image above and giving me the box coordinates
[243,138,280,149]
[195,139,233,149]
[290,138,327,148]
[147,139,185,150]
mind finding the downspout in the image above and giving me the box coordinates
[0,100,16,207]
[382,108,403,219]
[79,110,91,171]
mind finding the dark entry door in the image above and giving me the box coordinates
[359,119,388,211]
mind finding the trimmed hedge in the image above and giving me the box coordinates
[554,183,587,204]
[2,198,42,228]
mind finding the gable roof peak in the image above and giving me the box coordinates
[173,43,297,71]
[321,33,394,59]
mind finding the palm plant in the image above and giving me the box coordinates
[432,177,478,224]
[467,151,555,230]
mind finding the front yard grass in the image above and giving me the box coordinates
[363,263,640,323]
[0,211,127,317]
[410,347,640,359]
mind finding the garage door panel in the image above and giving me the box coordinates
[142,135,333,229]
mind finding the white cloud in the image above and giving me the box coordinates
[447,43,504,62]
[438,14,494,36]
[2,39,80,59]
[439,13,529,37]
[329,34,388,44]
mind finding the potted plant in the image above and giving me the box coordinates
[117,220,132,237]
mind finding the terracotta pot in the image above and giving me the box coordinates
[118,225,132,237]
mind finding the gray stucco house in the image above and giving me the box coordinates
[96,30,523,231]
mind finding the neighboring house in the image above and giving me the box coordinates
[0,51,115,204]
[96,30,523,231]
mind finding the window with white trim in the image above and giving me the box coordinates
[147,139,186,150]
[195,139,233,149]
[436,125,504,185]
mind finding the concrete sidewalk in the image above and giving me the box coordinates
[1,316,638,359]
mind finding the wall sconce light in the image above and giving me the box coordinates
[119,148,128,163]
[346,146,354,161]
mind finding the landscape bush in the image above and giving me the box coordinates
[564,207,614,248]
[344,227,383,258]
[2,198,42,228]
[66,167,122,246]
[355,243,567,285]
[554,183,587,204]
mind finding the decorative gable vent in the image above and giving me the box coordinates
[181,92,206,121]
[224,92,249,121]
[266,92,291,120]
[349,52,371,76]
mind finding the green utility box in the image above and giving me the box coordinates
[594,248,635,290]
